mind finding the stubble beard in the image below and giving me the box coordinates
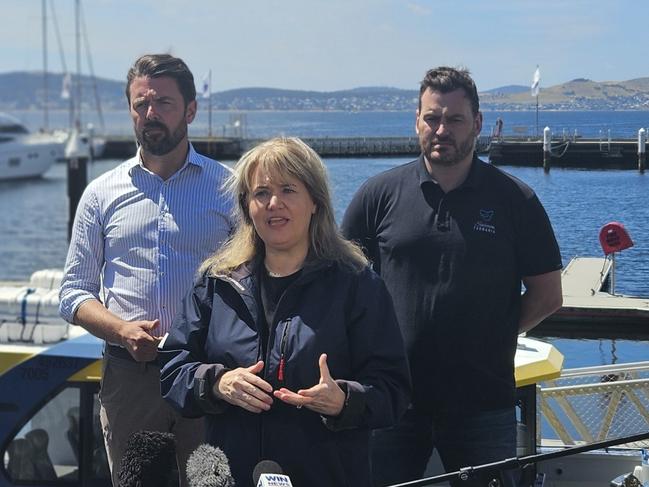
[136,120,188,156]
[422,130,476,168]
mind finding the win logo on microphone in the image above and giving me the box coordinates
[257,474,293,487]
[253,460,293,487]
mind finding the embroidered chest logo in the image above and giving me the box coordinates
[473,209,496,235]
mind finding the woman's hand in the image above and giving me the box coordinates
[274,353,346,416]
[213,360,274,413]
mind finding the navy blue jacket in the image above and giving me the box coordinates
[160,259,410,487]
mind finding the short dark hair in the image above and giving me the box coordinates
[419,66,479,115]
[125,54,196,106]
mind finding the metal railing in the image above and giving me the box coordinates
[538,361,649,448]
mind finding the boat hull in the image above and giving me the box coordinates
[0,134,65,180]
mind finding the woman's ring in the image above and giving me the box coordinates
[296,404,303,409]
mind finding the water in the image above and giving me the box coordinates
[1,111,648,369]
[10,109,649,139]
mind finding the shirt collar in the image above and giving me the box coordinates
[127,142,204,177]
[417,152,485,192]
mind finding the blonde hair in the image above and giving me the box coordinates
[201,137,368,276]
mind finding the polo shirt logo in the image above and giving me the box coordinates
[474,209,496,235]
[479,209,494,222]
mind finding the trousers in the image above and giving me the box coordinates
[371,407,520,487]
[99,352,205,487]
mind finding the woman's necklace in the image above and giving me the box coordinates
[265,263,301,278]
[266,268,284,278]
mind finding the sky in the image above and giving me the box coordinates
[3,0,648,93]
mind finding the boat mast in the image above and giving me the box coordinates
[80,1,105,134]
[208,69,212,137]
[48,0,73,129]
[74,0,81,131]
[42,0,49,131]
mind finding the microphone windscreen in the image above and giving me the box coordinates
[186,444,234,487]
[117,430,176,487]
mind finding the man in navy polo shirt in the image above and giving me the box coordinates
[341,66,563,487]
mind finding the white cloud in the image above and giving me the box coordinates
[406,2,431,16]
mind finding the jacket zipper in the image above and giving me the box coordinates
[277,320,291,382]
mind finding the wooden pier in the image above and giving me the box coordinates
[100,134,645,169]
[101,135,246,160]
[531,257,649,339]
[489,138,645,169]
[100,135,494,160]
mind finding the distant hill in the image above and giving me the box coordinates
[215,86,418,110]
[482,85,528,95]
[2,71,649,111]
[0,71,125,111]
[481,77,649,110]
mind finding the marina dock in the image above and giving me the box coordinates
[100,134,646,169]
[489,137,647,169]
[101,135,494,160]
[533,257,649,339]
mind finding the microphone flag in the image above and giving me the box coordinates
[253,460,293,487]
[257,473,294,487]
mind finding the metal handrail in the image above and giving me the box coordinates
[538,362,649,447]
[558,361,649,377]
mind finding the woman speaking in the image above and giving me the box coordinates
[160,137,410,487]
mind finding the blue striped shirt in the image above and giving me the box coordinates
[59,144,234,336]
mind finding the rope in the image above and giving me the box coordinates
[591,254,612,296]
[19,288,37,342]
[19,288,36,326]
[549,140,571,158]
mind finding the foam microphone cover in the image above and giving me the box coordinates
[117,430,176,487]
[186,444,234,487]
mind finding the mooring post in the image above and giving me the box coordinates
[607,129,611,153]
[543,126,551,173]
[65,129,90,240]
[638,128,646,174]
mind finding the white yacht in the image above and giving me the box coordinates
[0,113,66,181]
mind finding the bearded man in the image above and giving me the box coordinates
[59,54,234,487]
[342,66,563,487]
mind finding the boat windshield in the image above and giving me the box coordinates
[0,113,30,134]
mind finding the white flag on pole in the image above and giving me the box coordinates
[61,73,71,100]
[201,71,211,99]
[531,66,540,97]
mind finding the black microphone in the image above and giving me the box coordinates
[117,430,176,487]
[186,444,234,487]
[253,460,293,486]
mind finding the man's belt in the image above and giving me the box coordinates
[104,344,159,365]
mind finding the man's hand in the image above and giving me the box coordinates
[120,319,162,362]
[213,361,274,413]
[274,353,346,416]
[74,300,162,362]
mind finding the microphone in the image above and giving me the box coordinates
[186,444,234,487]
[117,430,176,487]
[253,460,293,487]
